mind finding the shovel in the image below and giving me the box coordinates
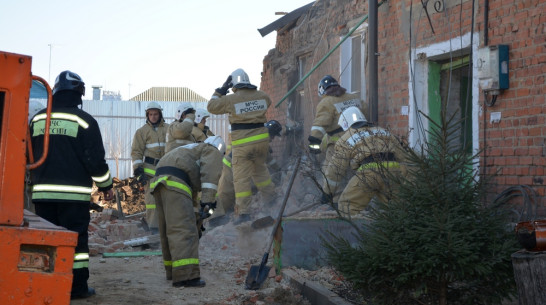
[245,155,301,290]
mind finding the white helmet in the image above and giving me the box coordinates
[175,103,193,121]
[230,68,256,89]
[204,135,226,155]
[28,100,45,123]
[145,101,163,112]
[338,106,367,131]
[195,108,210,124]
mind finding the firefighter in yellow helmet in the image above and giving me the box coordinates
[165,103,196,152]
[322,106,406,217]
[131,101,169,233]
[308,75,367,170]
[207,68,276,225]
[193,108,215,142]
[149,136,225,288]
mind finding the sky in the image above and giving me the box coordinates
[1,0,313,100]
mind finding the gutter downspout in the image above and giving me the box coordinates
[369,0,378,123]
[275,0,386,108]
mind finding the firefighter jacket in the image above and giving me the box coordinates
[166,116,196,153]
[150,143,223,204]
[207,88,271,148]
[310,92,364,143]
[30,92,112,203]
[131,119,168,177]
[323,125,406,193]
[193,124,215,142]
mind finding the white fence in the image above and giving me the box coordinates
[30,99,229,180]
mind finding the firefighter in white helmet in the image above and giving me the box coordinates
[131,101,169,233]
[192,108,215,142]
[322,106,406,217]
[207,120,283,227]
[150,135,225,288]
[308,75,367,171]
[207,68,276,225]
[166,103,197,152]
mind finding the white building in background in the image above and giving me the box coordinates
[30,86,229,180]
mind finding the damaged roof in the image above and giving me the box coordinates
[258,2,315,37]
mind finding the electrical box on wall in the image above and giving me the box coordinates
[477,45,509,91]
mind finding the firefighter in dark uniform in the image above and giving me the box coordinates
[30,71,113,299]
[150,136,225,288]
[207,69,276,225]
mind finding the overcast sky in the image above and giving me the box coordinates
[1,0,312,100]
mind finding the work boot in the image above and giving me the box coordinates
[173,278,206,288]
[207,215,229,228]
[233,213,251,225]
[71,287,96,299]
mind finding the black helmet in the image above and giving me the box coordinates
[53,70,85,96]
[318,75,339,97]
[265,120,282,137]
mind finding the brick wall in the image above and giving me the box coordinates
[260,0,545,206]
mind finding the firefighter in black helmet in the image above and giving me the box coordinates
[30,70,114,299]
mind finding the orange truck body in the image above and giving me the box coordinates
[0,51,77,304]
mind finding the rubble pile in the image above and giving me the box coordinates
[88,177,151,255]
[92,177,147,215]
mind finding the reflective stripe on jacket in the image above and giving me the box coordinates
[131,120,169,175]
[30,109,112,203]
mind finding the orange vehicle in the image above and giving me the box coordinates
[0,51,77,304]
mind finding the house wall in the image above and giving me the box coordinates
[260,0,545,203]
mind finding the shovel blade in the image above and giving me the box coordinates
[245,264,271,290]
[251,216,275,230]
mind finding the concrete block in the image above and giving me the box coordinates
[279,217,365,270]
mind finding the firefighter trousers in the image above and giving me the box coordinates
[153,184,200,282]
[34,201,90,296]
[232,141,275,214]
[213,163,235,218]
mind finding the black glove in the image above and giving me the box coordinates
[133,167,148,184]
[199,201,217,220]
[308,135,322,154]
[215,75,233,96]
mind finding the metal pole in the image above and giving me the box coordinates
[369,0,378,124]
[275,0,386,108]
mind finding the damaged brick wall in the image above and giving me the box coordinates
[260,0,546,203]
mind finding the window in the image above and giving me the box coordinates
[340,32,366,101]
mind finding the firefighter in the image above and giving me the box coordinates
[30,71,113,299]
[193,108,215,142]
[207,69,276,225]
[322,106,406,217]
[150,136,225,288]
[207,120,283,228]
[165,103,196,152]
[308,75,366,169]
[131,101,169,234]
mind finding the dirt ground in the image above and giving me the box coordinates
[74,160,358,305]
[71,222,312,305]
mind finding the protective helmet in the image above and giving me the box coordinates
[265,120,282,138]
[28,100,45,123]
[52,70,85,96]
[145,101,163,112]
[318,75,339,97]
[195,108,210,124]
[338,106,367,131]
[204,135,226,155]
[175,103,193,121]
[231,68,256,89]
